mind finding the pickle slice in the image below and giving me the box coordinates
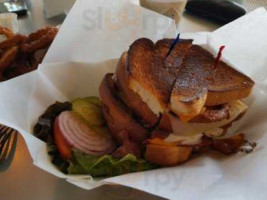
[72,97,104,127]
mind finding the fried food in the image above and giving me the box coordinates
[0,47,18,72]
[0,27,14,39]
[21,26,58,53]
[0,26,58,81]
[100,74,149,143]
[0,34,28,49]
[3,64,38,80]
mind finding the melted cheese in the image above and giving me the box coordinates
[164,133,203,145]
[169,100,247,136]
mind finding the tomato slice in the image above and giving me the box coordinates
[53,117,72,159]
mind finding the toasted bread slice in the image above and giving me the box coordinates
[99,73,149,143]
[115,52,158,126]
[145,144,192,166]
[128,38,193,115]
[170,45,254,121]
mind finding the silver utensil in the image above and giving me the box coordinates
[0,125,18,162]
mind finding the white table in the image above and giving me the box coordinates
[0,1,218,199]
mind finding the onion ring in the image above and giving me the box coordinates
[0,46,18,72]
[0,34,28,50]
[21,27,58,53]
[0,26,58,81]
[28,26,56,41]
[0,27,14,39]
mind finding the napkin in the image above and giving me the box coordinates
[43,0,175,63]
[0,0,267,199]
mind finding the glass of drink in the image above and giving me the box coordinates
[140,0,187,25]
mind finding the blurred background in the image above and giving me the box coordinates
[0,0,266,35]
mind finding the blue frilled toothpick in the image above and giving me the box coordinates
[165,33,181,58]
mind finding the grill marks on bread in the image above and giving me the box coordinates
[127,38,193,114]
[170,45,254,120]
[127,38,254,121]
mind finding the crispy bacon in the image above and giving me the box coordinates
[100,74,149,143]
[190,103,231,123]
[194,133,256,155]
[112,130,141,158]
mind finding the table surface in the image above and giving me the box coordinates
[0,0,220,200]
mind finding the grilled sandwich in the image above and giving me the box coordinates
[100,37,255,166]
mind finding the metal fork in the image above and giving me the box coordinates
[0,125,18,162]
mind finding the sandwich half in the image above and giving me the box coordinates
[100,38,255,166]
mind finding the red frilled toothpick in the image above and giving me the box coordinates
[214,45,225,70]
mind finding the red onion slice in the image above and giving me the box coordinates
[57,111,116,156]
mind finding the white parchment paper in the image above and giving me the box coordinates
[43,0,175,63]
[0,0,267,198]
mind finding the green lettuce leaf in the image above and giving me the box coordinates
[68,150,158,177]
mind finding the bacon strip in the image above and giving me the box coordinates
[194,133,256,155]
